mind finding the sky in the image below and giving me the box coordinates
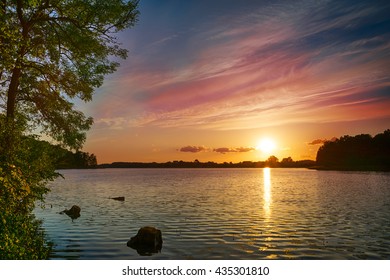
[79,0,390,164]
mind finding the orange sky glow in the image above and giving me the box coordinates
[77,1,390,164]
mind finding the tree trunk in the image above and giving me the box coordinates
[2,64,24,159]
[6,67,21,121]
[2,0,27,155]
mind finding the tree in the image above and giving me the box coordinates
[0,0,139,259]
[265,155,279,167]
[1,0,139,151]
[316,130,390,170]
[280,156,294,167]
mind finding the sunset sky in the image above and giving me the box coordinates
[79,0,390,164]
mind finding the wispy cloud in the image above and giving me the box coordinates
[89,0,390,132]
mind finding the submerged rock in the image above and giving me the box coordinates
[110,196,125,201]
[127,226,163,256]
[60,205,81,220]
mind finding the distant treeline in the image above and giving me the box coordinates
[98,157,316,169]
[316,129,390,171]
[34,129,389,171]
[55,148,97,169]
[24,137,97,169]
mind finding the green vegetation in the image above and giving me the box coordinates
[1,1,139,259]
[316,130,390,171]
[0,117,56,259]
[55,147,97,169]
[21,137,97,169]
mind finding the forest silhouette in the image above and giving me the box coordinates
[316,129,390,171]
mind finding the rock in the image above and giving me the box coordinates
[110,196,125,201]
[127,226,163,256]
[60,205,81,220]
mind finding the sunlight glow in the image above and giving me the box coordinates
[256,138,277,154]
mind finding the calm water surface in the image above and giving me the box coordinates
[34,168,390,259]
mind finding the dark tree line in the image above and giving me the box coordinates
[316,129,390,171]
[99,157,315,169]
[21,136,97,169]
[55,149,97,169]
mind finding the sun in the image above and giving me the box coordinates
[256,138,277,154]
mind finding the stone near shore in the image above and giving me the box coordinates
[110,196,125,201]
[127,226,163,256]
[60,205,81,220]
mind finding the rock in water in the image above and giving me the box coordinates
[110,196,125,201]
[127,226,163,256]
[60,205,81,220]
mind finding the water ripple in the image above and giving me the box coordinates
[34,168,390,259]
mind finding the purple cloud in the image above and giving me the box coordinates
[213,147,255,154]
[179,146,207,153]
[308,137,337,145]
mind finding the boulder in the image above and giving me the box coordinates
[110,196,125,201]
[60,205,81,220]
[127,226,163,256]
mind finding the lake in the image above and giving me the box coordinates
[34,168,390,259]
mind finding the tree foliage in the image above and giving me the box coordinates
[316,130,390,170]
[52,142,97,169]
[1,0,139,149]
[0,0,139,259]
[0,116,56,259]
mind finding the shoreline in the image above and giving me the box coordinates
[309,165,390,172]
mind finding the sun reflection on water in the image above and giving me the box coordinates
[263,168,272,219]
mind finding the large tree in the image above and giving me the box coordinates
[0,0,139,259]
[1,0,139,150]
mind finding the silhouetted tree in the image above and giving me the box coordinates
[265,155,279,167]
[316,130,390,170]
[280,157,294,167]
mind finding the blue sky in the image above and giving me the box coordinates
[81,0,390,163]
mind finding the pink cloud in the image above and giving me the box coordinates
[213,147,255,154]
[179,146,207,153]
[87,2,390,133]
[308,137,338,145]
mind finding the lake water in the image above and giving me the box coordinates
[34,168,390,260]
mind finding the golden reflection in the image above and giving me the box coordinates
[263,167,272,218]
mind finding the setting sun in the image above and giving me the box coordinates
[256,138,277,154]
